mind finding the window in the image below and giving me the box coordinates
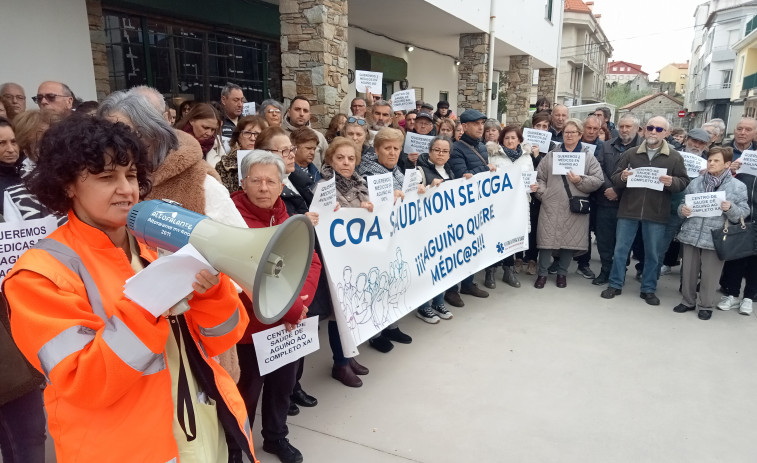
[620,66,625,71]
[723,69,733,88]
[545,0,553,21]
[612,66,618,71]
[439,91,448,102]
[414,87,424,101]
[103,11,280,103]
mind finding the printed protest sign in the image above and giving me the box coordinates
[391,89,416,111]
[242,102,256,116]
[737,150,757,176]
[681,152,707,178]
[0,216,57,283]
[627,167,667,191]
[366,172,395,206]
[552,152,586,175]
[236,150,253,185]
[316,166,529,355]
[685,191,726,218]
[523,128,552,153]
[522,171,537,189]
[583,144,596,156]
[252,317,319,376]
[309,176,336,215]
[402,168,421,196]
[355,70,382,93]
[404,132,435,155]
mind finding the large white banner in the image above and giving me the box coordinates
[312,166,529,355]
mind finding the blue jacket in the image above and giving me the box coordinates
[449,133,489,178]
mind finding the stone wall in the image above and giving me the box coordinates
[537,68,556,104]
[85,0,110,101]
[457,33,489,112]
[279,0,349,129]
[506,55,532,126]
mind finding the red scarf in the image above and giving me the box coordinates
[182,123,215,157]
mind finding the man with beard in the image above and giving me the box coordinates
[282,96,328,168]
[600,116,689,305]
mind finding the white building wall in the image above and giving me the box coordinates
[0,0,96,105]
[346,27,460,114]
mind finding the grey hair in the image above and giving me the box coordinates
[484,119,501,134]
[240,150,286,182]
[709,118,726,132]
[565,117,584,133]
[646,116,670,130]
[429,135,454,152]
[258,99,284,116]
[373,99,391,110]
[221,83,243,98]
[595,106,611,119]
[97,91,178,169]
[128,86,166,113]
[619,113,640,127]
[59,83,75,99]
[0,82,23,94]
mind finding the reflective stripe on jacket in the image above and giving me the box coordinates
[3,212,256,462]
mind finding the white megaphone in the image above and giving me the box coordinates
[127,199,314,324]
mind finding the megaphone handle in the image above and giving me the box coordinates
[168,298,191,317]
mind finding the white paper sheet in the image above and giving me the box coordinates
[252,317,320,376]
[521,171,538,190]
[522,128,552,153]
[737,150,757,176]
[309,176,337,215]
[685,191,727,218]
[355,70,383,93]
[552,152,586,175]
[626,167,667,191]
[366,172,395,207]
[391,89,416,111]
[681,152,707,178]
[403,132,435,154]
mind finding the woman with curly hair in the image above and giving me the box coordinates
[3,115,255,462]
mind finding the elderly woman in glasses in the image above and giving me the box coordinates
[534,118,603,289]
[229,150,321,463]
[216,115,268,193]
[258,99,285,128]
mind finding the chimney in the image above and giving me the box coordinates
[586,1,594,9]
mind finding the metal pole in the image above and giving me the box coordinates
[578,62,585,105]
[485,0,496,117]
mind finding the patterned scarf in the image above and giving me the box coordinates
[503,144,522,163]
[703,168,730,192]
[321,163,370,202]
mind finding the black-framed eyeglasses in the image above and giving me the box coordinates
[32,93,69,104]
[347,116,367,126]
[241,131,260,139]
[646,125,665,133]
[270,146,298,157]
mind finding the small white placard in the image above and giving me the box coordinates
[252,317,320,376]
[0,216,57,284]
[366,172,395,206]
[681,152,707,178]
[523,128,552,153]
[583,143,596,156]
[737,150,757,176]
[355,70,383,93]
[236,150,253,185]
[626,167,667,191]
[552,152,586,175]
[522,171,538,190]
[685,191,727,218]
[391,89,416,111]
[403,132,435,154]
[242,102,256,116]
[124,244,218,318]
[401,168,421,195]
[309,176,337,216]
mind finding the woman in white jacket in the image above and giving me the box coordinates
[483,124,538,289]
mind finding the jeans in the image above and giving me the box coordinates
[608,218,667,293]
[661,214,684,267]
[418,292,445,309]
[595,206,619,274]
[0,388,46,463]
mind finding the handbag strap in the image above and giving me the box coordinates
[561,175,574,200]
[460,140,489,166]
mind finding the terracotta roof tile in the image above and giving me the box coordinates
[565,0,592,13]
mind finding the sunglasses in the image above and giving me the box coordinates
[347,116,367,126]
[32,93,69,104]
[646,125,665,133]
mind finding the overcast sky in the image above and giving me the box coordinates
[592,0,705,77]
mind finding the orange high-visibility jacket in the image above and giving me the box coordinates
[3,213,256,462]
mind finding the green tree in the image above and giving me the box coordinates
[605,81,651,108]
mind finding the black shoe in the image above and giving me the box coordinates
[444,291,465,307]
[383,327,412,344]
[592,271,609,286]
[601,287,622,299]
[502,266,521,288]
[698,309,712,320]
[640,292,660,306]
[673,304,695,313]
[263,438,304,463]
[548,260,559,275]
[484,269,496,289]
[291,389,317,408]
[460,283,489,298]
[576,265,595,279]
[287,402,299,416]
[368,334,394,353]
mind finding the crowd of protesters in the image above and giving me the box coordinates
[0,79,756,463]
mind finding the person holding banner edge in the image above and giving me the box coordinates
[674,146,749,320]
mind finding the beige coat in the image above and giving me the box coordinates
[535,146,603,251]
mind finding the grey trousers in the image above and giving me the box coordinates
[680,243,724,311]
[538,248,573,276]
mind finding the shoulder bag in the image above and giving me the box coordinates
[562,175,590,214]
[711,217,756,261]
